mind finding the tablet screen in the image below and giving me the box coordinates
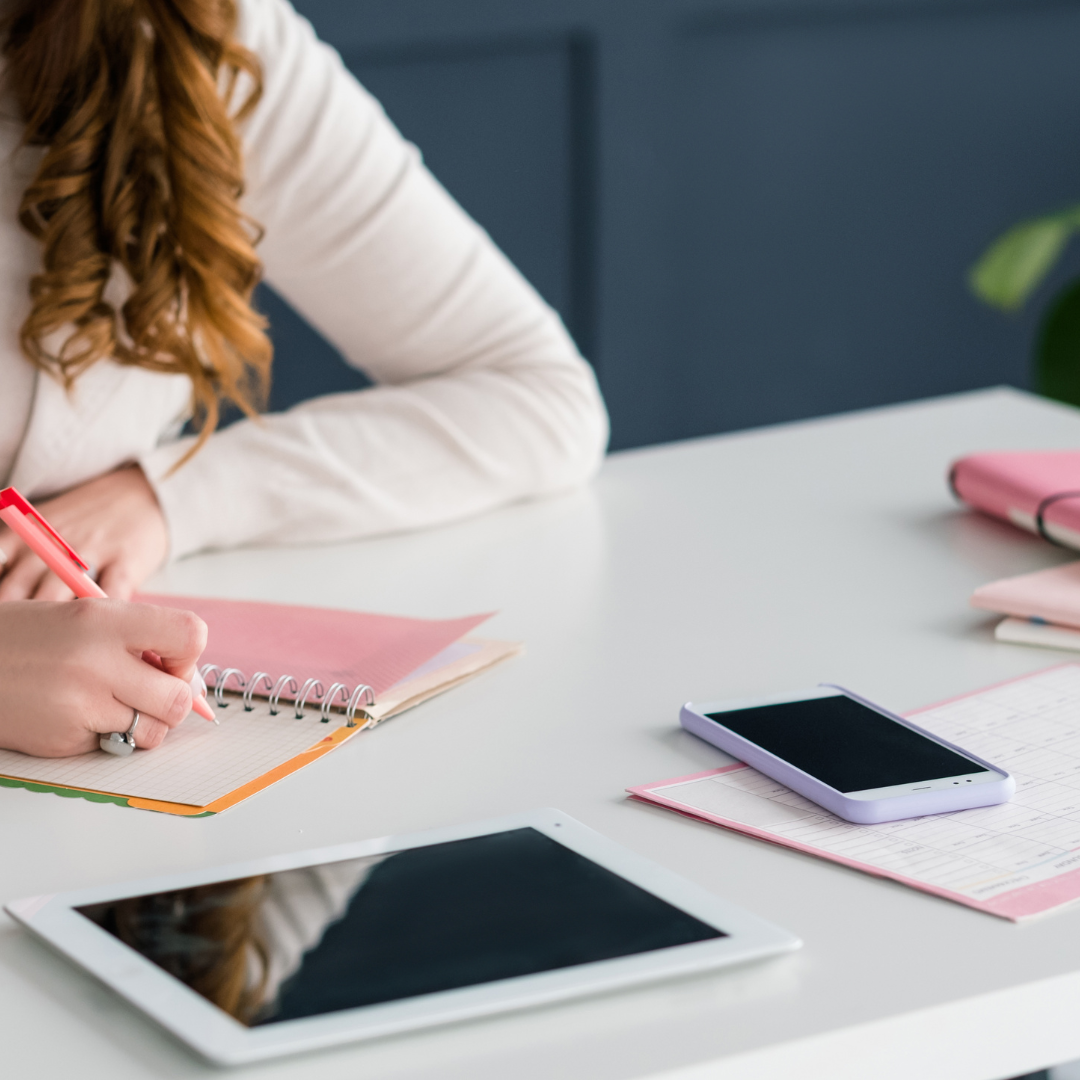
[77,827,724,1025]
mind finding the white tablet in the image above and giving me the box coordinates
[5,809,799,1065]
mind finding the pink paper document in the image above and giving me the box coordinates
[630,665,1080,921]
[137,594,492,697]
[971,561,1080,631]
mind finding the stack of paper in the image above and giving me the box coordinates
[950,449,1080,650]
[971,563,1080,652]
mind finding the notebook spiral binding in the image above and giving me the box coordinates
[199,665,376,728]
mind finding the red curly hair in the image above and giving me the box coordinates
[2,0,272,459]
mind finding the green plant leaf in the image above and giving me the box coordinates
[1036,276,1080,407]
[970,212,1080,311]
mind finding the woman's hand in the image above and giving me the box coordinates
[0,599,207,757]
[0,465,168,601]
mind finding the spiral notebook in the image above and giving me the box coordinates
[0,596,521,816]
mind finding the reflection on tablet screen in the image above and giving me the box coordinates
[77,828,725,1025]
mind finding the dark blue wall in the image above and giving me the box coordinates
[263,0,1080,450]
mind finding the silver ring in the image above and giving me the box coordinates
[100,709,139,757]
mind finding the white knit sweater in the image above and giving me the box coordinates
[0,0,608,560]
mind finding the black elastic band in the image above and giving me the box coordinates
[1034,490,1080,546]
[947,464,961,500]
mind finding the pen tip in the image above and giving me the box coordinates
[191,696,217,724]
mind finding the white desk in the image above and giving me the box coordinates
[5,386,1080,1080]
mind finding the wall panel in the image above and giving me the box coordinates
[671,2,1080,438]
[261,0,1080,449]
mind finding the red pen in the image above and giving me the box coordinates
[0,486,216,723]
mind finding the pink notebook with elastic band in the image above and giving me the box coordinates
[950,450,1080,550]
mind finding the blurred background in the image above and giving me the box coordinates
[264,0,1080,452]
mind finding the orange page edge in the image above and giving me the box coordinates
[0,723,363,817]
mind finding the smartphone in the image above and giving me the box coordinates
[680,685,1014,824]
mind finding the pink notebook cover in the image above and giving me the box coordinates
[970,561,1080,630]
[951,450,1080,548]
[136,594,492,697]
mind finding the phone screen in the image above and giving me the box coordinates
[706,694,983,793]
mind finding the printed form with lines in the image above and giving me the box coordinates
[630,665,1080,919]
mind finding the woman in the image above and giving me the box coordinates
[0,0,607,755]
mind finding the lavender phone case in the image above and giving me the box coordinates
[679,685,1014,824]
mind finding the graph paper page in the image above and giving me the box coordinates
[0,697,348,807]
[0,636,519,811]
[630,665,1080,920]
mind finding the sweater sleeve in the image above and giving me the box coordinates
[140,0,608,560]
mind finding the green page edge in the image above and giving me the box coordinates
[0,775,214,816]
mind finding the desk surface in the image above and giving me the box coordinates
[5,387,1080,1080]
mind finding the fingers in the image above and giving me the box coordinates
[0,549,49,601]
[119,604,208,680]
[90,650,197,751]
[0,597,205,757]
[132,712,172,750]
[0,538,77,602]
[0,551,125,601]
[92,698,173,751]
[123,650,195,729]
[0,467,169,605]
[32,573,77,601]
[79,602,208,750]
[68,599,207,676]
[0,525,31,600]
[97,562,137,600]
